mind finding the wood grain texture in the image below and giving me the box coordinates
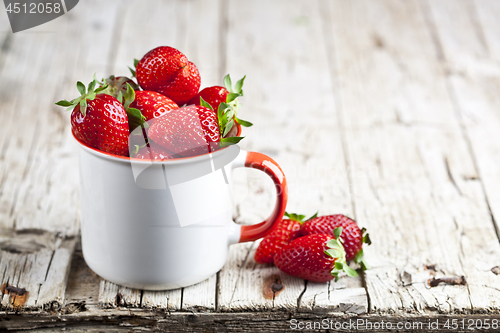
[0,0,121,313]
[424,0,500,311]
[324,0,500,314]
[215,0,367,313]
[1,0,500,325]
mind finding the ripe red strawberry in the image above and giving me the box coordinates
[56,80,129,156]
[147,105,221,157]
[136,46,201,105]
[187,86,228,111]
[188,75,253,138]
[254,212,317,264]
[133,142,174,161]
[300,215,371,268]
[130,91,179,121]
[274,232,358,283]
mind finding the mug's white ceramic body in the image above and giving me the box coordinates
[76,135,287,290]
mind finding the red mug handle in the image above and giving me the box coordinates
[233,151,288,243]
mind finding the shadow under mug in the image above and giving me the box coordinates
[74,132,288,290]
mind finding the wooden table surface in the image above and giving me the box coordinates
[1,0,500,331]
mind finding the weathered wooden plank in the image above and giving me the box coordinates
[0,0,121,236]
[217,0,364,313]
[3,311,500,332]
[424,0,500,311]
[0,0,122,311]
[322,0,500,314]
[0,231,75,310]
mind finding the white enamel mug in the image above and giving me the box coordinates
[74,132,288,290]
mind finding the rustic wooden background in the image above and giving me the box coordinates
[1,0,500,331]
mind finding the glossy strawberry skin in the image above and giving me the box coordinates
[71,94,129,156]
[130,90,179,121]
[254,219,302,264]
[136,46,201,105]
[134,142,174,161]
[187,86,228,111]
[147,105,221,158]
[274,234,337,283]
[301,215,362,261]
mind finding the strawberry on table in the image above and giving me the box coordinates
[136,46,201,105]
[274,231,358,283]
[300,215,371,268]
[254,212,317,264]
[56,80,130,156]
[130,90,179,121]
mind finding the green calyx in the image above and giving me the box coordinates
[353,228,371,271]
[222,74,253,135]
[55,79,108,116]
[324,227,359,282]
[200,96,245,146]
[284,211,318,223]
[117,83,146,132]
[100,75,139,99]
[129,58,139,78]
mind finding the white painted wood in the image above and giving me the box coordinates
[0,0,122,311]
[1,0,500,318]
[217,0,364,313]
[425,0,500,311]
[0,233,75,310]
[181,274,217,311]
[323,0,500,314]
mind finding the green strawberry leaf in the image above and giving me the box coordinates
[325,248,342,259]
[307,212,318,220]
[86,92,96,101]
[354,249,369,270]
[343,264,359,277]
[335,262,343,270]
[199,96,213,110]
[220,136,244,144]
[55,100,73,107]
[123,83,136,109]
[326,239,341,249]
[223,119,235,137]
[334,227,343,240]
[134,58,139,67]
[362,228,372,245]
[94,84,108,94]
[234,75,246,95]
[223,74,233,93]
[235,117,253,127]
[87,80,96,93]
[127,107,144,121]
[129,67,136,78]
[77,81,86,95]
[226,92,240,103]
[79,99,87,116]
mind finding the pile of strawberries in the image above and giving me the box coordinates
[56,46,251,159]
[57,45,371,283]
[255,213,370,282]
